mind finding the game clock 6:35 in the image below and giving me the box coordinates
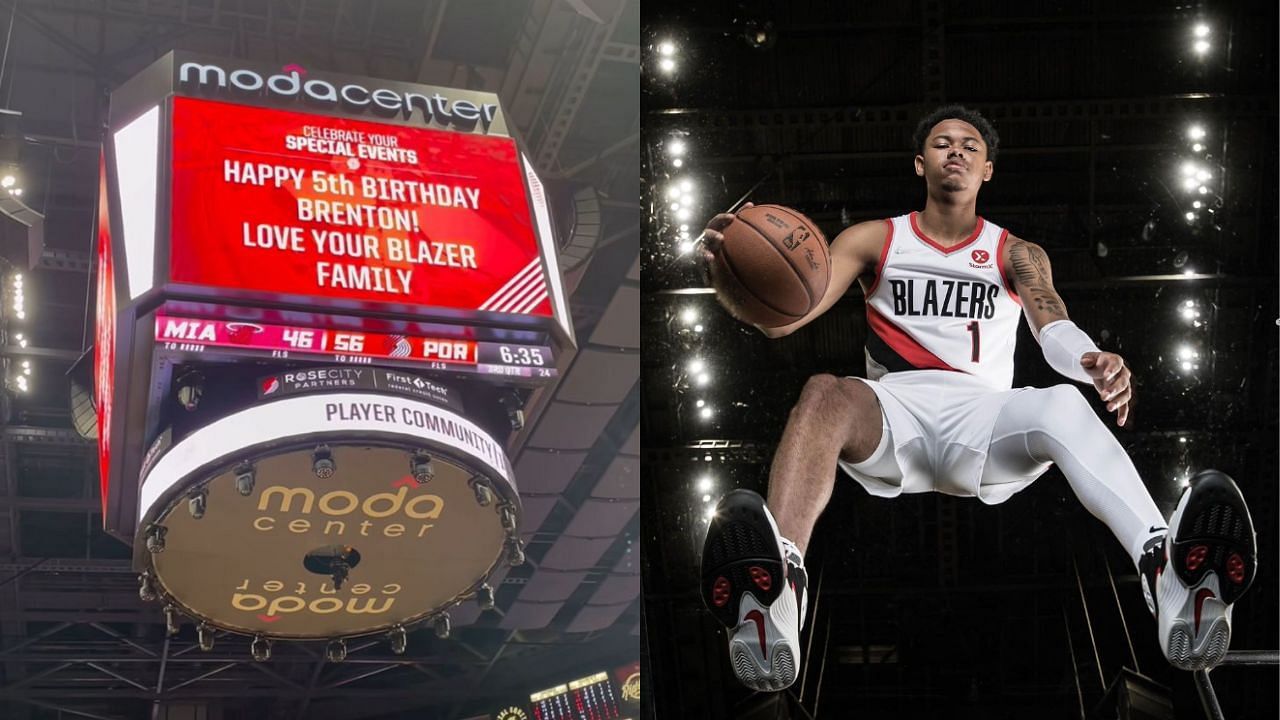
[498,345,546,366]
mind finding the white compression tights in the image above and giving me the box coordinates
[982,385,1167,568]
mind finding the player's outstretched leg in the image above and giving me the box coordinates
[700,489,808,692]
[1139,469,1257,671]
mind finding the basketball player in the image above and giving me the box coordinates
[697,105,1258,692]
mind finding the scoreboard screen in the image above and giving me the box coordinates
[529,672,622,720]
[154,313,557,379]
[168,96,554,318]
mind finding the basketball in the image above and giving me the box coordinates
[709,204,830,328]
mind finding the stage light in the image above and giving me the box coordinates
[704,506,717,520]
[658,41,676,56]
[667,138,686,156]
[688,358,705,374]
[668,202,680,212]
[1192,143,1204,152]
[693,323,704,332]
[672,158,684,168]
[20,360,28,369]
[17,338,25,347]
[1181,177,1197,191]
[1183,268,1195,276]
[678,239,695,254]
[0,175,13,188]
[10,188,19,197]
[1197,186,1208,195]
[702,494,711,503]
[666,186,680,200]
[1180,436,1188,443]
[697,475,713,493]
[14,311,24,320]
[1185,212,1196,222]
[695,372,710,386]
[695,399,705,408]
[680,306,698,325]
[21,367,29,376]
[1187,125,1206,140]
[699,406,713,419]
[681,193,696,207]
[1193,39,1210,54]
[678,178,694,193]
[1193,23,1210,38]
[1180,361,1193,372]
[675,207,693,222]
[1196,169,1211,182]
[1192,200,1203,209]
[1181,162,1197,176]
[679,224,689,232]
[1178,345,1194,360]
[658,57,676,73]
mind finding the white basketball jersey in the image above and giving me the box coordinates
[864,212,1023,390]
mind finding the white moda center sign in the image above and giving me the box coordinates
[176,60,506,136]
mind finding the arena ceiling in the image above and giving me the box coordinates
[0,1,640,719]
[640,1,1277,718]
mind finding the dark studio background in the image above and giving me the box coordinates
[639,1,1278,718]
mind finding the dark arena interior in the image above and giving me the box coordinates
[0,1,641,719]
[640,1,1277,719]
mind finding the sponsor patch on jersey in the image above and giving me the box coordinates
[969,248,993,269]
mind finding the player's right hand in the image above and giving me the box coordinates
[699,202,753,264]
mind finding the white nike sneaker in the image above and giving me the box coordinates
[700,490,808,692]
[1139,470,1256,671]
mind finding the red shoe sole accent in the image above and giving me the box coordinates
[1186,545,1208,572]
[713,577,730,607]
[749,566,772,592]
[1227,553,1245,584]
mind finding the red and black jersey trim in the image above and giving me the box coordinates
[865,306,959,373]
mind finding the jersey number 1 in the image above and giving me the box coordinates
[966,322,980,362]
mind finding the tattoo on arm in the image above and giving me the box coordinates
[1009,240,1068,320]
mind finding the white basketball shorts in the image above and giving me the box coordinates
[837,369,1052,504]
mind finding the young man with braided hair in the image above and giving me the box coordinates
[697,105,1258,692]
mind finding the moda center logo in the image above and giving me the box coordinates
[177,61,501,133]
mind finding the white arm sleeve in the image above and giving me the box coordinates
[1038,320,1100,384]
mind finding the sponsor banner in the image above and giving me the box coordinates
[169,97,552,316]
[155,313,556,380]
[139,392,513,519]
[614,662,640,705]
[257,367,460,411]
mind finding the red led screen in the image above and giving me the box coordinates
[169,97,551,316]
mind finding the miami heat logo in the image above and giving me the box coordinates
[971,250,989,264]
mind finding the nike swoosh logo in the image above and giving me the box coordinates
[744,609,768,665]
[1149,526,1167,534]
[1194,588,1215,634]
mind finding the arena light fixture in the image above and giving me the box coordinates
[678,178,694,193]
[695,399,705,408]
[704,506,717,520]
[697,475,713,493]
[675,207,693,222]
[1193,23,1210,38]
[1192,200,1203,209]
[699,406,713,419]
[672,158,684,168]
[1187,125,1206,140]
[1178,345,1194,360]
[1197,185,1208,195]
[695,372,710,386]
[693,323,704,333]
[1183,268,1196,276]
[1193,39,1211,54]
[668,202,680,212]
[667,138,686,157]
[658,41,676,57]
[1181,177,1198,191]
[688,358,705,374]
[678,239,695,254]
[1196,169,1211,182]
[658,57,676,73]
[680,306,699,325]
[0,175,13,188]
[1192,143,1204,152]
[1180,162,1197,176]
[701,494,712,503]
[1185,211,1197,222]
[666,186,681,200]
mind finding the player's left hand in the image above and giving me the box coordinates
[1081,351,1132,427]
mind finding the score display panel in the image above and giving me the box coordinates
[529,672,623,720]
[153,312,557,380]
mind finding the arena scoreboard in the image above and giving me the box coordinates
[94,52,574,651]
